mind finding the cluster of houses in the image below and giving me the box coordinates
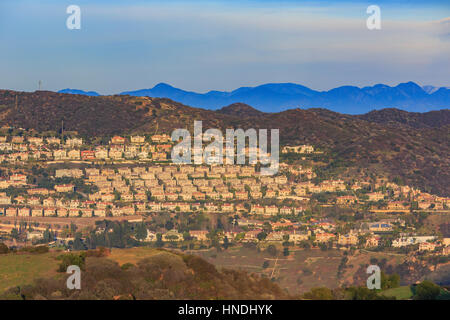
[0,132,448,256]
[0,134,172,163]
[0,160,448,220]
[136,217,450,256]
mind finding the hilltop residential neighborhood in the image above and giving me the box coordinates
[0,128,448,261]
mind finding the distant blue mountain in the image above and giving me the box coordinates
[58,88,100,96]
[59,82,450,114]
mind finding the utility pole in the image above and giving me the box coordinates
[38,80,42,91]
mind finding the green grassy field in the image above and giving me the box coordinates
[381,286,413,300]
[0,252,60,293]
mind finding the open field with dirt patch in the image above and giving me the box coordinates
[0,251,61,292]
[108,247,161,266]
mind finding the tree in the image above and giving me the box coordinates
[414,281,441,300]
[303,287,333,300]
[0,243,9,254]
[266,245,277,257]
[262,261,270,269]
[155,233,163,248]
[222,236,230,250]
[10,228,19,240]
[381,272,400,290]
[257,231,267,241]
[165,220,174,230]
[73,232,86,250]
[43,228,54,243]
[135,223,147,241]
[283,247,289,256]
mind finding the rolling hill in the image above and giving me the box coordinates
[0,89,449,196]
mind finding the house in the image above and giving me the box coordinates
[366,235,380,247]
[238,219,264,228]
[281,145,314,154]
[109,149,123,160]
[27,231,44,241]
[11,136,24,144]
[44,208,57,217]
[151,134,171,143]
[162,229,183,242]
[190,230,209,241]
[80,209,92,217]
[205,203,218,212]
[221,203,234,212]
[144,230,157,242]
[55,184,75,193]
[419,242,437,252]
[45,137,60,145]
[94,209,106,217]
[336,195,357,205]
[265,206,279,216]
[251,205,265,215]
[443,238,450,246]
[69,209,80,217]
[111,136,126,145]
[369,223,393,233]
[5,207,17,216]
[392,236,436,247]
[192,192,205,200]
[367,192,385,202]
[18,207,30,217]
[131,136,145,144]
[58,208,68,217]
[387,201,409,210]
[95,148,109,159]
[280,207,292,215]
[266,231,285,242]
[53,149,67,160]
[10,173,27,183]
[288,230,309,243]
[81,150,96,160]
[148,202,161,211]
[65,138,83,147]
[31,208,43,217]
[0,195,11,205]
[243,230,261,242]
[265,190,276,198]
[122,206,135,215]
[28,137,43,145]
[67,149,81,160]
[338,232,358,246]
[235,191,248,200]
[271,220,294,230]
[315,232,335,243]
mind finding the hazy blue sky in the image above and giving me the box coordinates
[0,0,449,94]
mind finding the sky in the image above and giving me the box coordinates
[0,0,449,94]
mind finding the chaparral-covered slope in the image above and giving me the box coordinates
[0,90,448,196]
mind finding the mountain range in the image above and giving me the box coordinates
[58,81,450,114]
